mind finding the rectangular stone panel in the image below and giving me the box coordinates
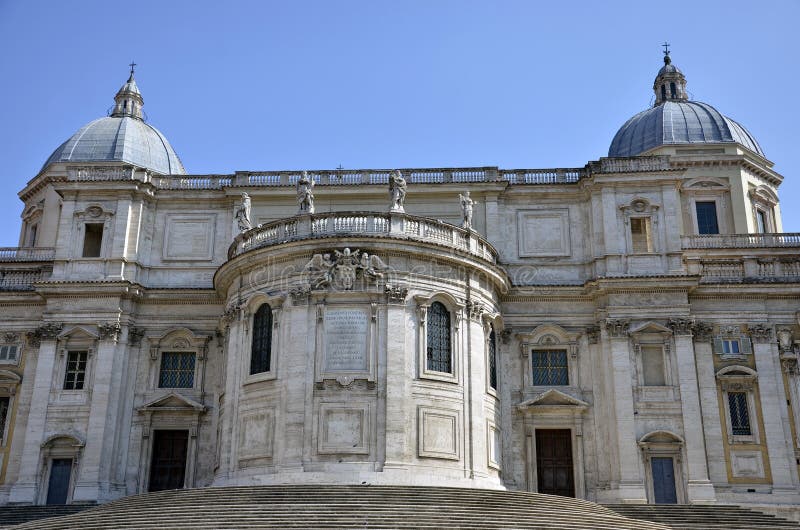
[730,450,765,478]
[238,409,275,461]
[418,406,460,460]
[517,209,571,257]
[324,309,369,372]
[162,215,216,261]
[317,403,370,454]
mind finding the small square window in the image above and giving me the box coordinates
[159,352,196,388]
[82,223,104,258]
[63,351,88,390]
[532,350,569,386]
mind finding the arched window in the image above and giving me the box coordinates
[488,326,497,390]
[661,84,667,101]
[670,82,677,98]
[426,302,451,373]
[250,304,273,375]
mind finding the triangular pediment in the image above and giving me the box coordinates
[628,321,671,335]
[517,389,589,410]
[137,392,205,413]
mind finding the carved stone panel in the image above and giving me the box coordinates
[324,310,369,373]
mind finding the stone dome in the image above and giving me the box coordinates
[608,52,764,158]
[42,68,185,175]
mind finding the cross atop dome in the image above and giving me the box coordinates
[652,45,687,106]
[111,63,144,119]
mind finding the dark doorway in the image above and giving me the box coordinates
[45,459,72,505]
[651,457,678,504]
[535,429,575,497]
[149,430,188,492]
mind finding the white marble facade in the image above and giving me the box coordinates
[1,56,800,514]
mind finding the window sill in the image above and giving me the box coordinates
[244,372,277,386]
[419,370,458,385]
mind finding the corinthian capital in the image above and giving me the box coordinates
[605,319,629,339]
[749,324,774,344]
[668,318,694,336]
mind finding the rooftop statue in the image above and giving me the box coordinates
[234,192,252,232]
[389,170,407,213]
[297,171,315,214]
[459,190,476,230]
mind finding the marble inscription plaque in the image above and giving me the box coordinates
[324,309,368,372]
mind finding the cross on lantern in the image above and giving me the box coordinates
[662,42,670,56]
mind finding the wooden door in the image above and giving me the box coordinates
[535,429,575,497]
[45,459,72,505]
[651,457,678,504]
[149,430,188,492]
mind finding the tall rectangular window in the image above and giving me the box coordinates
[532,350,569,386]
[630,218,653,253]
[63,351,87,390]
[488,328,497,391]
[641,345,666,386]
[426,302,452,374]
[0,396,9,443]
[159,352,196,388]
[756,210,768,233]
[82,223,103,258]
[695,201,719,234]
[728,392,751,436]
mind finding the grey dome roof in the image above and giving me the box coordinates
[43,116,186,174]
[608,100,764,158]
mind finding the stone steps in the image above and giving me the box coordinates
[7,485,668,529]
[0,505,90,527]
[605,504,800,530]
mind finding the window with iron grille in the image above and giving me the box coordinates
[158,352,196,388]
[532,350,569,386]
[488,327,497,390]
[250,304,273,375]
[63,351,88,390]
[0,396,9,443]
[728,392,751,436]
[426,302,452,373]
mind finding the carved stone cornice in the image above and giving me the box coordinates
[466,300,484,321]
[98,322,122,342]
[749,324,774,344]
[585,325,600,345]
[384,284,408,305]
[128,327,145,347]
[1,332,20,344]
[668,318,694,336]
[27,323,63,347]
[691,321,713,343]
[604,319,629,339]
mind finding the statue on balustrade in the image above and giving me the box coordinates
[459,190,476,230]
[235,192,252,231]
[389,170,407,213]
[297,171,315,214]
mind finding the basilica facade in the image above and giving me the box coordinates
[1,52,799,513]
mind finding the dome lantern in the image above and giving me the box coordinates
[110,62,144,120]
[653,46,688,105]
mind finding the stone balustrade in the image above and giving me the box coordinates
[63,157,671,190]
[684,256,800,283]
[0,268,49,291]
[682,233,800,249]
[0,247,55,262]
[229,211,498,264]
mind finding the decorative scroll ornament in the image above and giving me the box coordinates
[466,300,484,321]
[2,332,19,344]
[749,324,774,343]
[302,248,389,291]
[98,322,122,342]
[691,321,713,342]
[667,318,694,336]
[289,284,312,305]
[604,319,630,339]
[585,325,600,344]
[27,323,63,346]
[384,283,408,304]
[128,327,145,347]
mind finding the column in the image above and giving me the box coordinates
[214,304,245,481]
[383,288,411,468]
[669,318,716,503]
[692,322,728,485]
[605,319,647,502]
[72,323,124,502]
[751,324,798,493]
[9,324,62,503]
[465,302,488,480]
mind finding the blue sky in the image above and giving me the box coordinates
[0,0,797,244]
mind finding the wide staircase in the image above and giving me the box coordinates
[0,505,89,528]
[606,504,800,530]
[4,485,667,529]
